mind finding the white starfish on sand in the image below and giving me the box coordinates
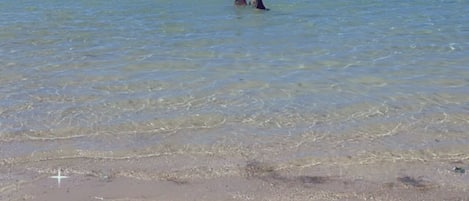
[49,168,69,187]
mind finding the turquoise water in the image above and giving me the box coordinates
[0,0,468,161]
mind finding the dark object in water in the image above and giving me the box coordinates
[454,167,466,174]
[234,0,269,10]
[252,0,269,10]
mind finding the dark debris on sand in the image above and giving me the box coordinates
[397,176,434,190]
[244,160,331,187]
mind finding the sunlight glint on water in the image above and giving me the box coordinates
[0,0,468,163]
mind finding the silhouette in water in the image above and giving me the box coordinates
[235,0,269,10]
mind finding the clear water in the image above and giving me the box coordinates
[0,0,468,168]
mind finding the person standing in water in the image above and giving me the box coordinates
[235,0,269,10]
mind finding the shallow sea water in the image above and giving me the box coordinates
[1,0,469,200]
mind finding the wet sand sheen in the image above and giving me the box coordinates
[1,165,468,201]
[1,141,468,200]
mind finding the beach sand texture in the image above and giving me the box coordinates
[1,139,468,200]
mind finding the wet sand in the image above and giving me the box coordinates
[2,147,468,201]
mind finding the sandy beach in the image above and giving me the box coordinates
[1,142,468,201]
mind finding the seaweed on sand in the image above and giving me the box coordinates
[244,160,330,187]
[397,176,433,190]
